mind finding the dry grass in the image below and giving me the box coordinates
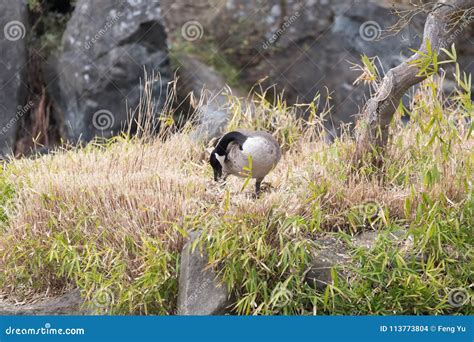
[0,68,472,314]
[6,134,206,249]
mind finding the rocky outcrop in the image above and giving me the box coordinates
[0,0,28,156]
[216,0,423,133]
[2,1,471,150]
[175,55,247,141]
[177,231,231,315]
[46,0,171,142]
[161,0,426,133]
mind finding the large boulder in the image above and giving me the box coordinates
[47,0,171,142]
[174,54,248,141]
[213,0,424,133]
[177,231,230,315]
[161,0,427,133]
[0,0,28,156]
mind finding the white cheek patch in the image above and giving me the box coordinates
[215,153,225,166]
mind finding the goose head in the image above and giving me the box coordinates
[209,132,238,182]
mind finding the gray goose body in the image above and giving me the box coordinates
[209,129,281,195]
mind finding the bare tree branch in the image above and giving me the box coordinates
[354,0,473,166]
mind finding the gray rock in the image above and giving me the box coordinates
[306,229,411,290]
[232,0,424,133]
[352,229,428,263]
[0,0,28,156]
[305,237,351,291]
[444,21,474,97]
[177,230,230,315]
[306,251,345,291]
[0,289,88,315]
[352,229,413,249]
[161,0,218,41]
[47,0,171,142]
[174,55,232,141]
[351,230,383,249]
[161,0,427,133]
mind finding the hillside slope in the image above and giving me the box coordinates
[0,75,472,315]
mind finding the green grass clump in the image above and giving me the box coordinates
[193,183,472,315]
[0,173,15,228]
[1,229,180,314]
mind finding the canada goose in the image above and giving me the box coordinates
[209,130,281,195]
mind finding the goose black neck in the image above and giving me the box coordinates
[214,131,246,156]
